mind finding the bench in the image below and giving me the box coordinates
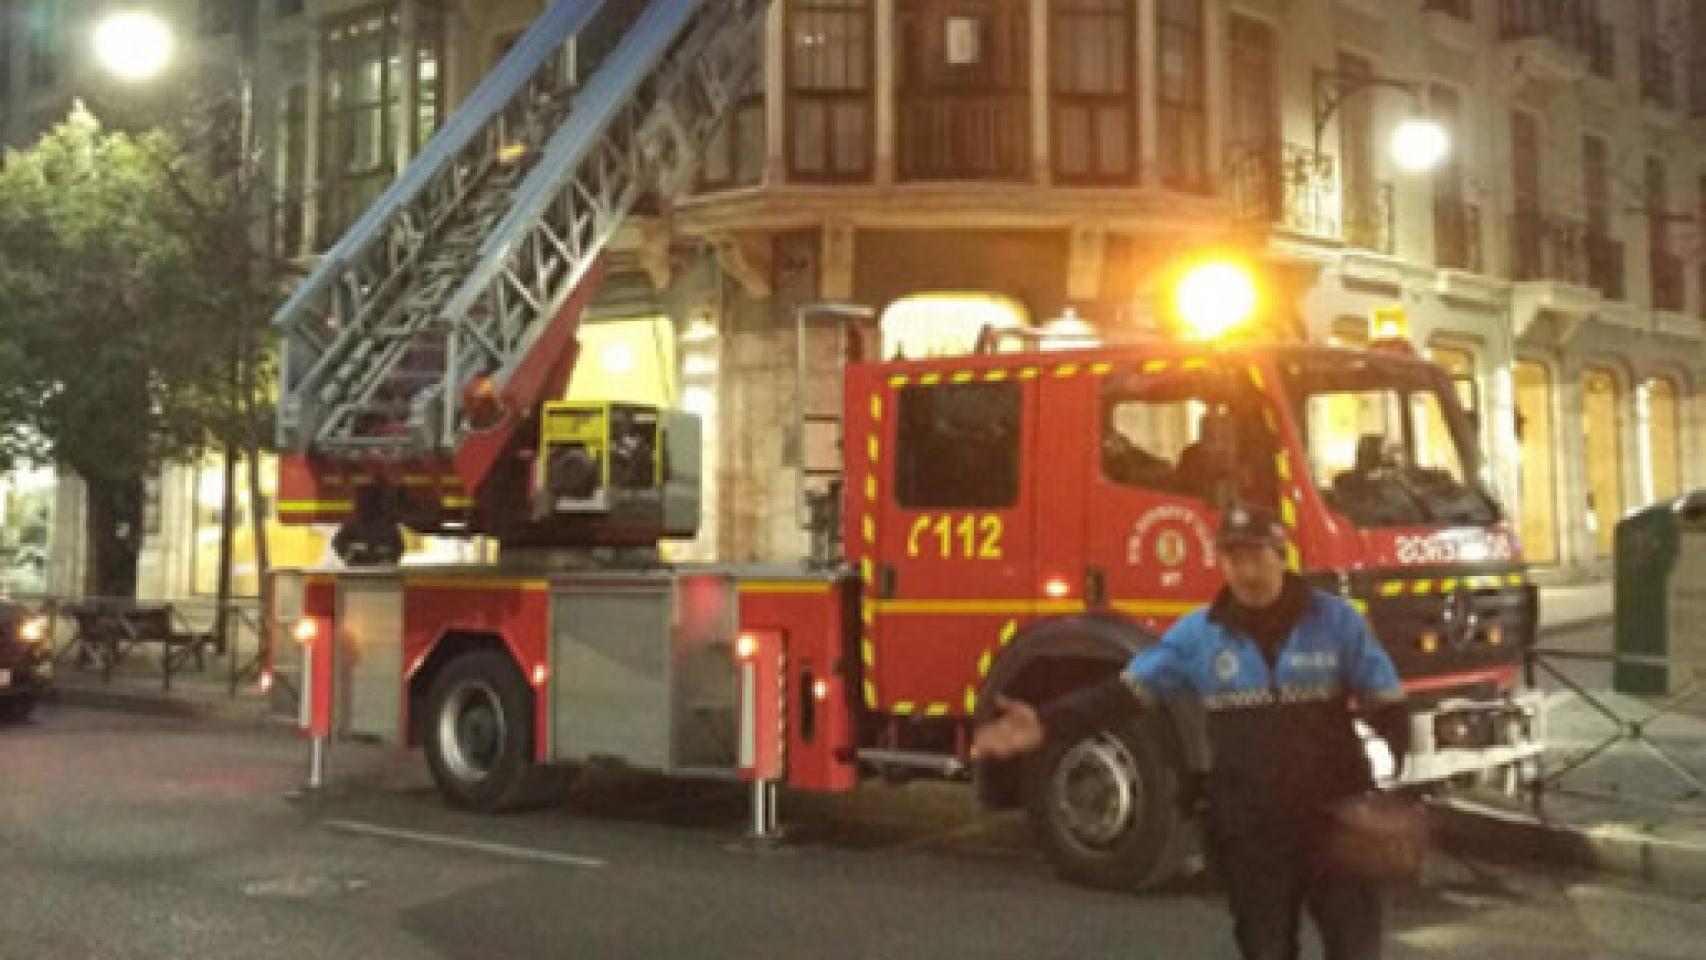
[61,602,224,687]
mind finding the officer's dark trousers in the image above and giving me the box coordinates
[1210,816,1383,960]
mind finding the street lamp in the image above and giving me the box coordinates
[1313,69,1449,174]
[93,10,174,82]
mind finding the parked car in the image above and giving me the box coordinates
[0,600,51,722]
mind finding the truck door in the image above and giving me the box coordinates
[870,373,1036,716]
[1082,363,1282,634]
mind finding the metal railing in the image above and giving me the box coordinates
[1641,39,1678,108]
[1510,210,1588,284]
[1587,19,1615,78]
[1224,140,1337,239]
[26,594,272,698]
[1692,56,1706,118]
[1498,0,1594,52]
[1651,250,1687,312]
[1434,197,1484,272]
[1522,646,1706,810]
[1585,233,1625,300]
[1344,181,1395,255]
[1425,0,1472,19]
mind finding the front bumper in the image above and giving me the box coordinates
[1372,690,1546,786]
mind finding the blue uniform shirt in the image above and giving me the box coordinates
[1123,587,1404,712]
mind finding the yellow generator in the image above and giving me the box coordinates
[535,401,701,541]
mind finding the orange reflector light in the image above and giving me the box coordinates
[293,618,318,645]
[258,670,275,694]
[812,679,829,701]
[1418,632,1440,654]
[1044,577,1071,599]
[736,633,758,660]
[532,663,549,686]
[1486,625,1504,646]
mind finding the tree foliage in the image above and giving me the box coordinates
[0,104,281,594]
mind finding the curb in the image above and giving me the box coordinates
[47,684,283,731]
[1430,796,1706,895]
[1537,614,1612,640]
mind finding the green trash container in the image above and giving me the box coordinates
[1612,491,1706,694]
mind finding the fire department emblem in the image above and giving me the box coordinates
[1155,529,1188,567]
[1213,650,1241,682]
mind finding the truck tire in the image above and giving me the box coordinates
[423,651,569,812]
[0,696,37,724]
[1024,716,1188,890]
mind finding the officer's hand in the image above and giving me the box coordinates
[971,696,1045,759]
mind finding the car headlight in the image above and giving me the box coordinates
[17,616,48,643]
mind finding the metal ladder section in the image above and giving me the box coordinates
[271,0,766,462]
[794,303,878,567]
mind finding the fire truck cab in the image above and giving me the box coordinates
[840,336,1540,887]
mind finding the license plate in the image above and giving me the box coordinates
[0,668,11,688]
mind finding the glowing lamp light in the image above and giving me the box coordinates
[1174,261,1259,340]
[1486,625,1505,647]
[812,679,830,702]
[532,663,549,686]
[1044,577,1071,600]
[1390,117,1450,174]
[258,671,275,694]
[94,11,175,82]
[17,616,48,643]
[293,618,319,645]
[735,633,759,660]
[1418,631,1441,654]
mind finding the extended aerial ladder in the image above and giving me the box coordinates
[271,0,765,540]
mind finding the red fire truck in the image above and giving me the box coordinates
[265,0,1542,890]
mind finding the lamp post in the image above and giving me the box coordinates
[92,7,262,676]
[1312,69,1450,174]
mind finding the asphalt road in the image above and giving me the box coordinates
[3,705,1704,959]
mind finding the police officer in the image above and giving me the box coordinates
[974,505,1411,960]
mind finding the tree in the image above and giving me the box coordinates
[0,105,279,599]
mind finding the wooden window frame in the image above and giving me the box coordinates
[786,0,875,183]
[1050,0,1139,186]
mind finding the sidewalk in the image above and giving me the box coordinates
[1435,580,1706,894]
[46,651,282,728]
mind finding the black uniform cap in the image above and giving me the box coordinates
[1216,504,1287,549]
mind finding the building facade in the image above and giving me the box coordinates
[4,0,1706,598]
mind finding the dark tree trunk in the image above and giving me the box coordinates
[82,472,143,600]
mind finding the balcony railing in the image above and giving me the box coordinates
[1434,197,1484,272]
[1584,233,1625,300]
[899,92,1031,182]
[1225,140,1337,239]
[1690,56,1706,118]
[1344,182,1396,255]
[1641,39,1677,109]
[1651,251,1686,312]
[1587,19,1614,78]
[1509,211,1588,285]
[1498,0,1593,51]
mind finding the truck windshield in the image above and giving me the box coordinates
[1278,354,1499,528]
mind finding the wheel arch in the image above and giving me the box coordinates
[406,631,536,754]
[973,614,1208,808]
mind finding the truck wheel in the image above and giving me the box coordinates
[1024,717,1188,890]
[423,651,568,812]
[0,696,37,724]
